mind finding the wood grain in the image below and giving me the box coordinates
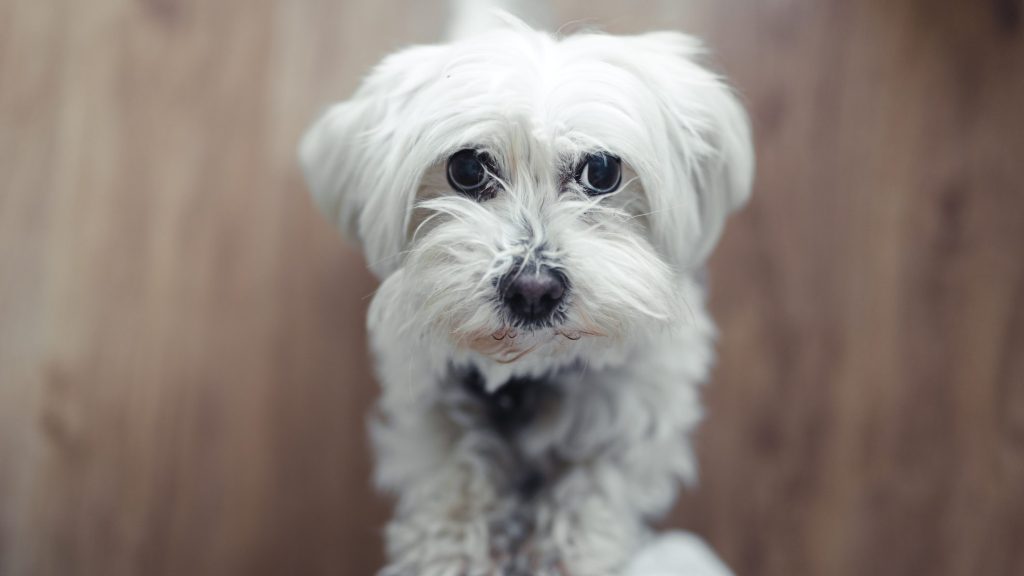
[1,1,1022,575]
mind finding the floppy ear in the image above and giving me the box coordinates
[299,45,445,278]
[626,32,754,268]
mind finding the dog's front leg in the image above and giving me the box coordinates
[526,438,689,576]
[525,467,646,576]
[379,428,511,576]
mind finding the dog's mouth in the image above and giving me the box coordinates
[460,322,606,364]
[492,325,604,342]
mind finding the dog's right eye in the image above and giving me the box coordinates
[447,149,494,199]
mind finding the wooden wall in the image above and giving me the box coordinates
[1,1,1021,575]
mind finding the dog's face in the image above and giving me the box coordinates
[301,25,752,382]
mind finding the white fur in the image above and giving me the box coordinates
[626,532,734,576]
[300,4,752,575]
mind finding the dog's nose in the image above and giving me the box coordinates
[500,266,567,325]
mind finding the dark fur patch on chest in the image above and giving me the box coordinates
[459,367,551,435]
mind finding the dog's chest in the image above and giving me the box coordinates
[446,366,570,492]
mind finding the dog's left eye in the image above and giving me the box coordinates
[576,152,622,196]
[447,149,495,199]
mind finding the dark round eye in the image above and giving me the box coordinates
[447,149,494,198]
[576,152,622,195]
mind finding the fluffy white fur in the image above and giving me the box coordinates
[300,4,752,575]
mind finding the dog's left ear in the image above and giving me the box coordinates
[624,32,754,268]
[299,44,445,278]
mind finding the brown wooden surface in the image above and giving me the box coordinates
[1,1,1022,575]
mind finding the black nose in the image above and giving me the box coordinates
[500,265,567,325]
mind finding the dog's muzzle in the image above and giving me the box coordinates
[498,263,567,327]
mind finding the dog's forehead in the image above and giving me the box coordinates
[425,31,658,155]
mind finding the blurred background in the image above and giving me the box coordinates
[1,0,1022,575]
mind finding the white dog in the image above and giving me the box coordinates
[300,1,752,574]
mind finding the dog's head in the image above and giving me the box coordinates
[301,24,752,380]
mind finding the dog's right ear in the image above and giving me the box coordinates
[299,45,444,278]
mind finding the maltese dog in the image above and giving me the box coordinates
[300,1,753,574]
